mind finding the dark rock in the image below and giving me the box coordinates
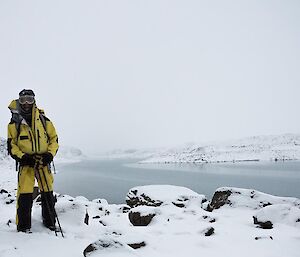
[84,210,89,225]
[172,202,185,208]
[262,202,272,207]
[99,220,106,226]
[93,215,100,219]
[83,239,124,257]
[83,244,97,257]
[128,211,156,226]
[207,190,232,211]
[126,186,206,209]
[255,236,273,240]
[119,205,131,213]
[128,241,146,249]
[202,215,216,223]
[0,189,8,194]
[126,192,162,208]
[5,199,14,205]
[6,219,12,227]
[203,227,215,236]
[253,216,273,229]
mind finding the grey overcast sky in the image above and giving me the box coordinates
[0,0,299,154]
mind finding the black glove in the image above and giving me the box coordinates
[41,152,53,166]
[20,154,35,167]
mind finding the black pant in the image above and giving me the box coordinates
[17,191,56,231]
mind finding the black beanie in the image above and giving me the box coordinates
[19,89,35,97]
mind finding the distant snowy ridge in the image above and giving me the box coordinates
[141,133,300,163]
[99,147,163,159]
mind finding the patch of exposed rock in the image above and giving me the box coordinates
[0,188,15,205]
[126,185,207,208]
[207,187,300,211]
[128,206,157,226]
[83,238,125,257]
[253,204,300,229]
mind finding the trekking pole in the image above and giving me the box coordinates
[34,159,58,237]
[34,156,64,237]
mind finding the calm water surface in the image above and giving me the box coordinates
[55,159,300,204]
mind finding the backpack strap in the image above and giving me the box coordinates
[10,112,23,139]
[39,113,47,132]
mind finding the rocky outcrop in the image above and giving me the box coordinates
[126,185,206,208]
[0,188,15,205]
[128,206,158,226]
[126,188,163,207]
[207,187,300,211]
[128,211,156,226]
[253,216,273,229]
[207,190,232,211]
[78,185,299,257]
[253,204,300,229]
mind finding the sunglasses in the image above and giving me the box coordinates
[19,95,35,104]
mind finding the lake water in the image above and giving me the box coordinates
[54,159,300,204]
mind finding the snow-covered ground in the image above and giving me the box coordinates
[140,133,300,163]
[0,136,300,257]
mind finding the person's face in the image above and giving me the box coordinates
[19,95,35,113]
[20,102,33,112]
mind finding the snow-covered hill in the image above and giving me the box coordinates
[99,148,163,160]
[141,133,300,163]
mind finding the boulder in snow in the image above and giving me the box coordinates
[202,226,215,236]
[253,204,300,229]
[0,188,15,205]
[128,206,158,226]
[126,185,206,208]
[127,241,146,249]
[208,187,300,211]
[83,238,125,256]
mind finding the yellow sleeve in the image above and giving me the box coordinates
[7,123,24,161]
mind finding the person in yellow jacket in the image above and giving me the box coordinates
[7,89,59,233]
